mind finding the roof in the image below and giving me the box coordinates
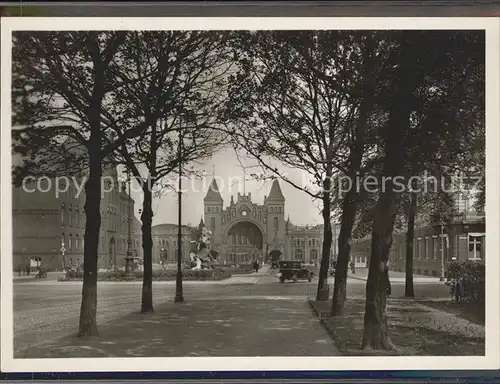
[267,179,285,200]
[152,223,197,233]
[204,178,223,202]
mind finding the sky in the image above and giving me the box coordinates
[129,147,326,227]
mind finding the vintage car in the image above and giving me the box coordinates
[277,260,314,283]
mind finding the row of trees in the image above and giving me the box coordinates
[224,30,484,349]
[12,31,236,335]
[12,30,484,350]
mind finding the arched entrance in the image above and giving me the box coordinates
[108,238,116,268]
[227,221,263,265]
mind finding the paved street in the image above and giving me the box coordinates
[13,268,450,357]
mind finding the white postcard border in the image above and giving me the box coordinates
[1,17,499,372]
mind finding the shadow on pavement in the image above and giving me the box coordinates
[21,298,339,358]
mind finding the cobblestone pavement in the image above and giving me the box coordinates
[13,272,450,357]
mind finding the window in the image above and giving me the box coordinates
[62,233,65,247]
[75,205,79,228]
[76,234,79,249]
[258,212,262,221]
[270,207,274,213]
[211,217,216,230]
[278,207,282,213]
[69,234,72,250]
[295,249,304,260]
[61,203,65,225]
[273,217,278,231]
[468,234,484,260]
[432,236,438,259]
[69,204,72,226]
[426,237,432,259]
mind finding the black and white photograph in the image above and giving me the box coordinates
[1,17,499,372]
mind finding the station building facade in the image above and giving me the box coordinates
[201,177,333,264]
[350,188,485,276]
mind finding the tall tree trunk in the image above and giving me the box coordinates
[78,129,102,337]
[331,189,357,315]
[361,37,416,350]
[141,183,154,313]
[331,36,376,315]
[361,196,399,350]
[141,117,157,313]
[316,165,333,301]
[78,64,104,337]
[405,191,417,298]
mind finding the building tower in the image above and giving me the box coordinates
[265,179,286,258]
[203,178,223,246]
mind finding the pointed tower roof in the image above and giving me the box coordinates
[267,179,285,201]
[204,178,223,202]
[199,217,204,228]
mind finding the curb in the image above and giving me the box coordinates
[307,299,348,356]
[347,274,367,282]
[347,274,444,284]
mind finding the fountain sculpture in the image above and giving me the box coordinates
[189,225,217,270]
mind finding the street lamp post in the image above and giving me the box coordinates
[60,240,66,270]
[124,169,135,280]
[440,220,445,281]
[175,125,184,303]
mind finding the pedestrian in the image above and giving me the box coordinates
[384,263,391,296]
[455,278,465,303]
[255,261,259,273]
